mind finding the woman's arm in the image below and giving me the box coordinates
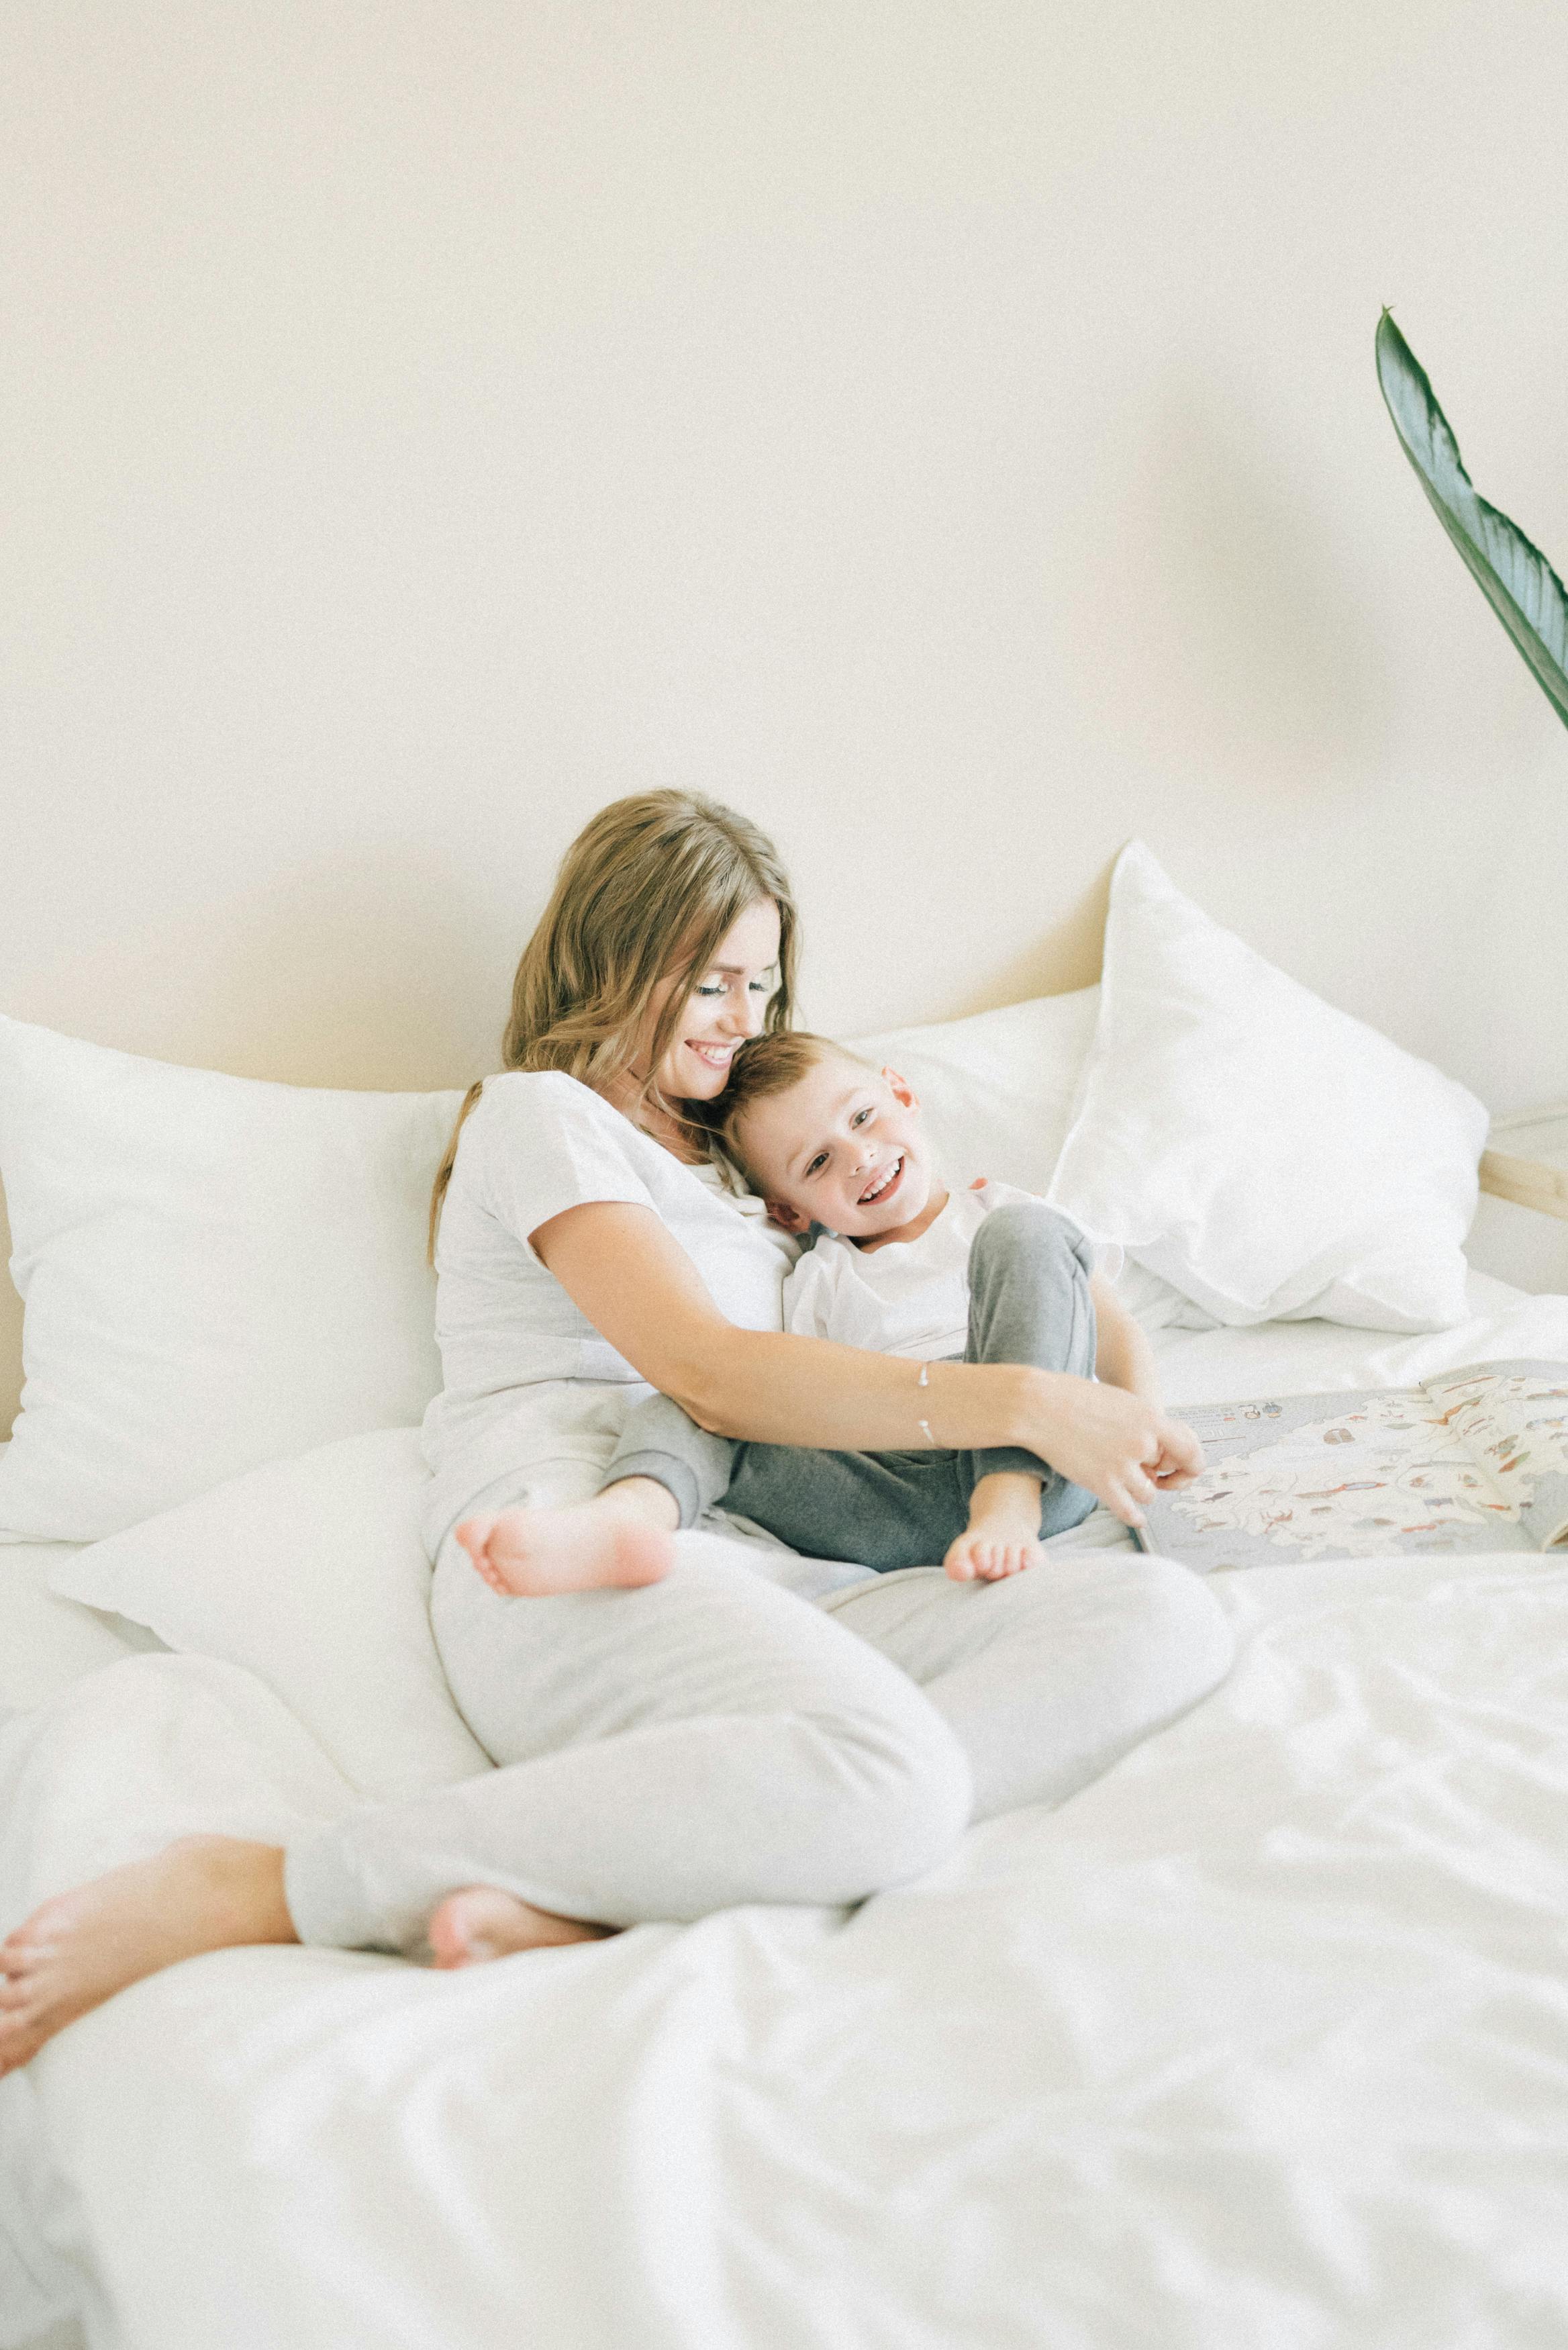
[1091,1275,1160,1402]
[535,1203,1202,1526]
[1090,1274,1197,1497]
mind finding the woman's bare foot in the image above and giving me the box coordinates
[456,1487,676,1599]
[0,1836,294,2076]
[428,1887,614,1969]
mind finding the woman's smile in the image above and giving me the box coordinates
[676,1034,744,1098]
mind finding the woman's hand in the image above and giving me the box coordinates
[1016,1369,1204,1530]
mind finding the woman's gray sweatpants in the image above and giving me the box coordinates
[283,1527,1235,1954]
[600,1202,1099,1566]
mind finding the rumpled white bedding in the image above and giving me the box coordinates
[5,1272,1568,2350]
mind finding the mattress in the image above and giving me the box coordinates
[5,1268,1568,2350]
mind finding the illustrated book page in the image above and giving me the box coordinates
[1138,1358,1568,1572]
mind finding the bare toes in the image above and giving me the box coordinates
[430,1887,611,1970]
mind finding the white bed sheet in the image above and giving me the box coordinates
[5,1270,1568,2350]
[0,1546,155,1724]
[1155,1265,1563,1408]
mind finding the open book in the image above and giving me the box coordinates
[1136,1358,1568,1572]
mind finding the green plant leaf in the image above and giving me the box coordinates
[1375,308,1568,731]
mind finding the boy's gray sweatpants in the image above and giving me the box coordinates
[599,1201,1099,1568]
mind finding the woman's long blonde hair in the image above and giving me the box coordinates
[428,790,799,1256]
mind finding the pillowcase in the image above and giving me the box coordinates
[0,1014,463,1542]
[848,988,1101,1196]
[48,1429,490,1799]
[1047,842,1489,1329]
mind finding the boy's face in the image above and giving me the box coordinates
[734,1052,934,1237]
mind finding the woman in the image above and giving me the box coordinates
[0,793,1231,2067]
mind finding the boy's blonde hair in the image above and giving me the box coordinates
[718,1031,869,1186]
[429,791,799,1255]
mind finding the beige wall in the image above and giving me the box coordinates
[5,1,1568,1421]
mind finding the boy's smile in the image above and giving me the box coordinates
[856,1153,906,1209]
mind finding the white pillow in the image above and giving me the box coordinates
[1047,842,1489,1329]
[0,1015,462,1542]
[48,1429,490,1799]
[848,988,1101,1195]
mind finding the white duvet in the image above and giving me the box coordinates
[7,1279,1568,2350]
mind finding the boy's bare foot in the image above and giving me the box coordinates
[0,1836,294,2076]
[944,1523,1047,1582]
[456,1488,675,1599]
[428,1887,614,1969]
[944,1470,1048,1583]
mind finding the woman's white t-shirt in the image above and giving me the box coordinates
[420,1070,798,1558]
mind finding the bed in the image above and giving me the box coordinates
[5,849,1567,2349]
[7,1277,1568,2349]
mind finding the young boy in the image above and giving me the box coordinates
[460,1034,1194,1597]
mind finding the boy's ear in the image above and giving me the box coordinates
[765,1198,811,1234]
[880,1064,920,1111]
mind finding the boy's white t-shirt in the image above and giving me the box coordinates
[420,1070,798,1559]
[781,1179,1121,1361]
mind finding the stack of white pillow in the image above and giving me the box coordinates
[0,843,1487,1797]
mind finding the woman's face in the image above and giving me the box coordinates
[650,898,783,1102]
